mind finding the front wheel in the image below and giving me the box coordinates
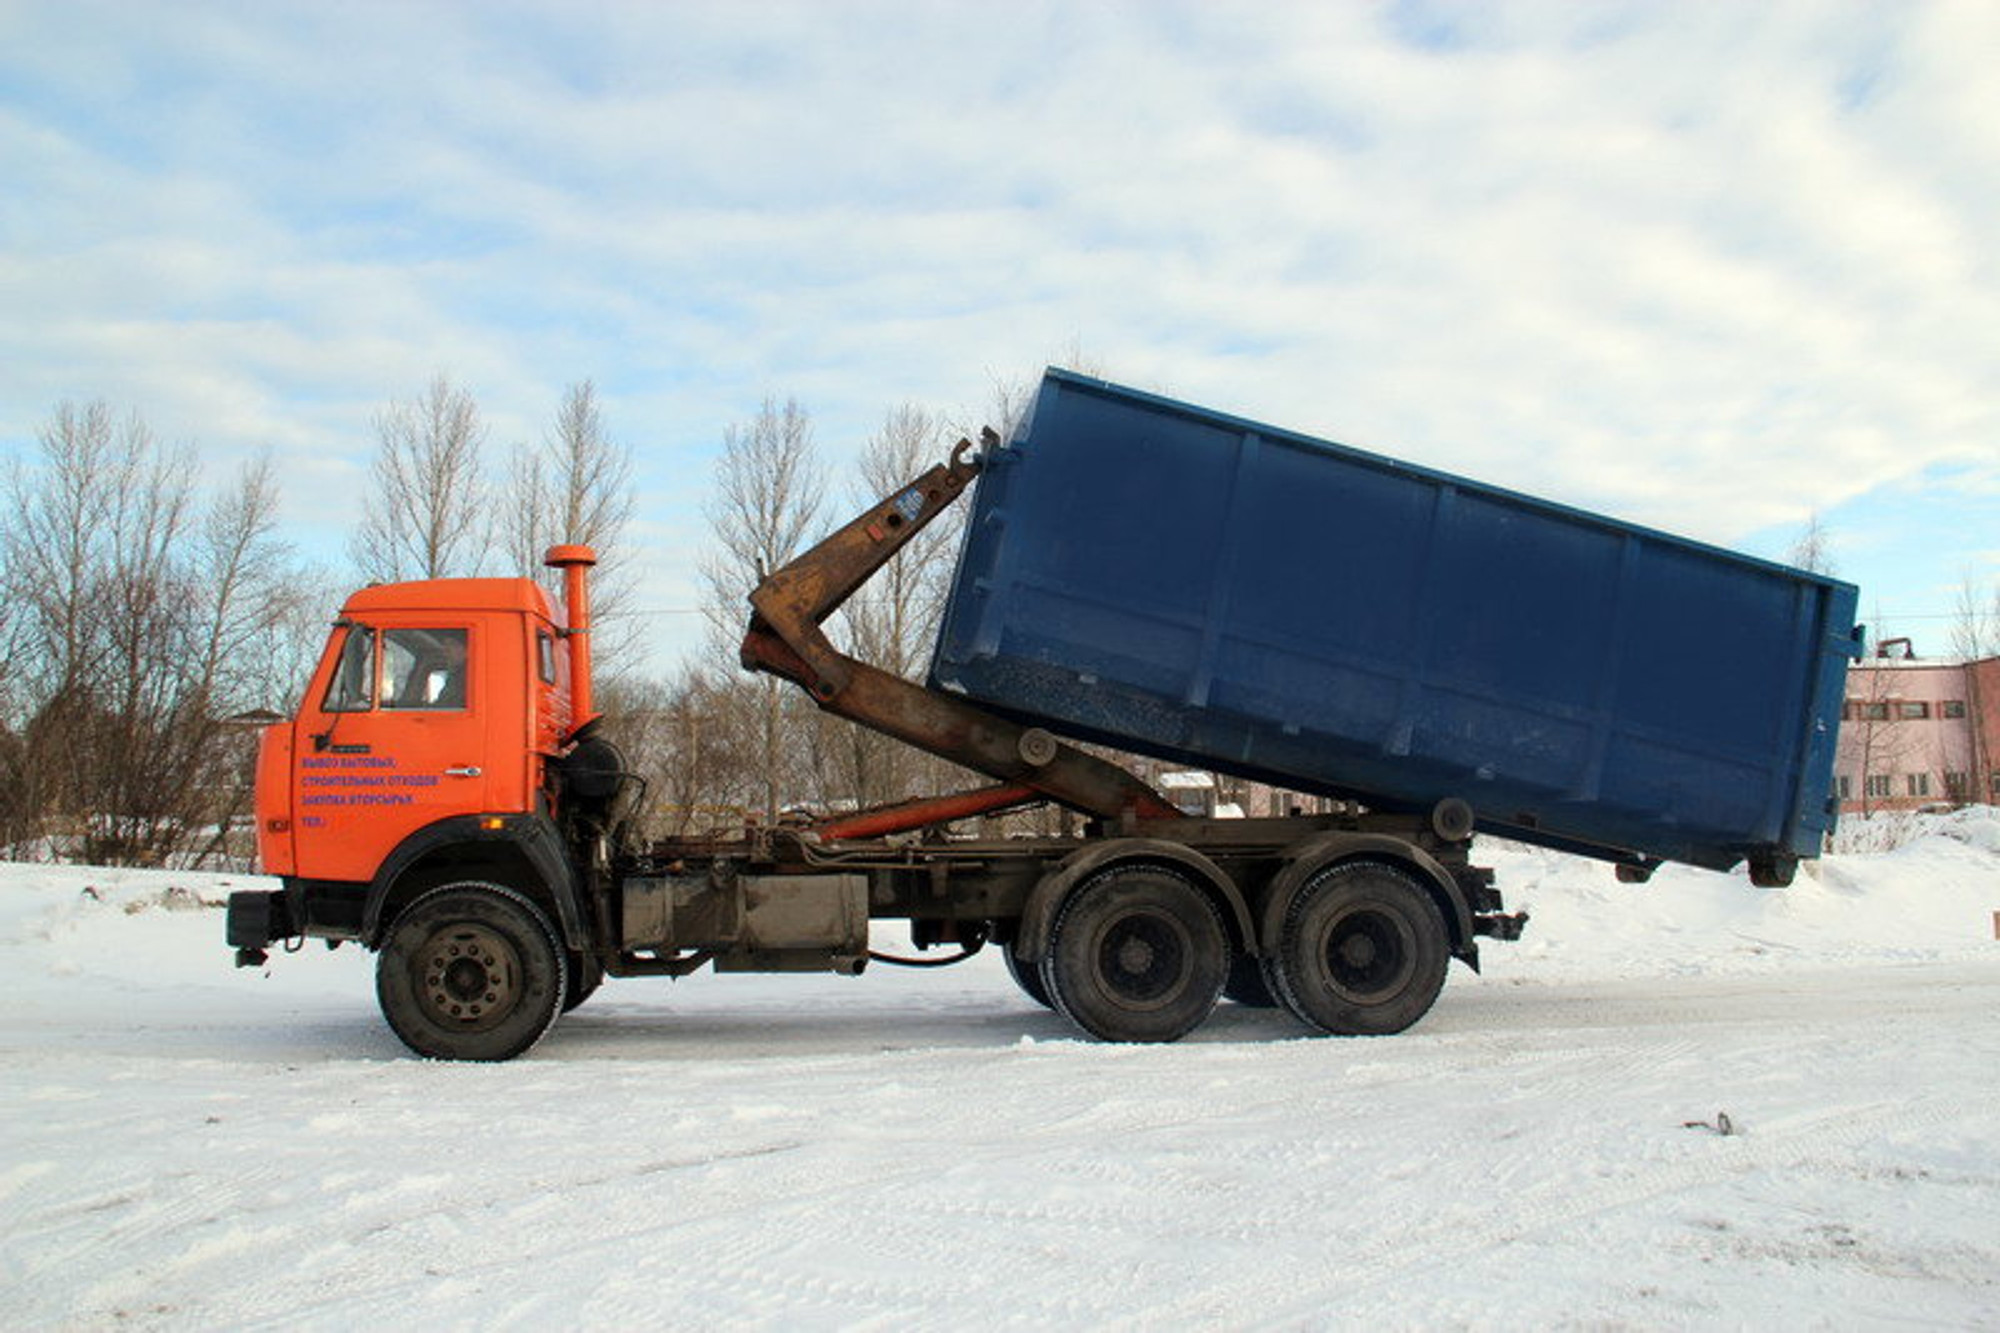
[377,883,567,1061]
[1267,861,1449,1036]
[1040,866,1227,1043]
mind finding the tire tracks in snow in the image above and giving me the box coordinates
[1141,1091,1979,1330]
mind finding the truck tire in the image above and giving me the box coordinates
[1003,947,1055,1010]
[1222,950,1278,1007]
[1267,861,1448,1036]
[1040,866,1227,1043]
[376,882,568,1061]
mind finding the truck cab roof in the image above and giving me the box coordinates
[342,577,559,621]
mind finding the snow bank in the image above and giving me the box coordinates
[1491,807,2000,982]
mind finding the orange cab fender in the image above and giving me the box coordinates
[361,812,589,951]
[1011,837,1255,964]
[1255,832,1475,964]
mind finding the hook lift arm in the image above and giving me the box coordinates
[739,431,1179,839]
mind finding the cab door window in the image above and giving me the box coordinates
[381,628,471,711]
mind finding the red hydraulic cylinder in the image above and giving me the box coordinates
[814,783,1042,841]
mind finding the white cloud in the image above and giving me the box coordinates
[2,0,1995,664]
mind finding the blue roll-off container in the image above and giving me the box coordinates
[931,370,1862,874]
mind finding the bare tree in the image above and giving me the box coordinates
[1785,512,1836,576]
[601,664,767,838]
[352,374,491,582]
[91,423,198,864]
[966,340,1114,446]
[1,404,309,865]
[831,404,970,806]
[698,398,826,820]
[256,561,345,712]
[500,379,662,818]
[192,456,293,700]
[1947,570,1999,661]
[845,405,960,669]
[505,380,641,674]
[178,456,318,862]
[0,586,23,852]
[0,401,134,849]
[699,399,824,643]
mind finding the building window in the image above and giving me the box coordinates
[1836,775,1852,801]
[1944,772,1968,800]
[1991,771,2000,797]
[1941,700,1967,719]
[1860,701,1891,721]
[1896,701,1930,720]
[1865,774,1894,799]
[1906,772,1931,798]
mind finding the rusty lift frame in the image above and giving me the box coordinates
[739,432,1180,840]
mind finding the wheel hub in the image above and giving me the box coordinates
[1098,913,1186,1006]
[442,956,488,1000]
[1115,936,1157,975]
[1324,909,1408,999]
[418,924,520,1028]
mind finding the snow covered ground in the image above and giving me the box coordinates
[3,812,1997,1329]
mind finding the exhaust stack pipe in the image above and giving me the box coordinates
[543,544,599,731]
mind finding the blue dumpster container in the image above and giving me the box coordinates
[931,369,1861,874]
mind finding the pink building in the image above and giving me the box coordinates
[1973,656,2000,804]
[1832,647,1999,816]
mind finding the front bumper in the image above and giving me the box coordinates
[226,890,297,966]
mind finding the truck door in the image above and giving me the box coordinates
[289,620,495,884]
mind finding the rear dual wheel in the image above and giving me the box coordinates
[377,882,567,1061]
[1265,861,1448,1036]
[1041,866,1228,1043]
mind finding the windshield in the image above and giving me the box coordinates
[322,625,375,712]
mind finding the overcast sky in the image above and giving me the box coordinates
[4,0,1995,668]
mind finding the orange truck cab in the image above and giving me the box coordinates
[227,547,622,1045]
